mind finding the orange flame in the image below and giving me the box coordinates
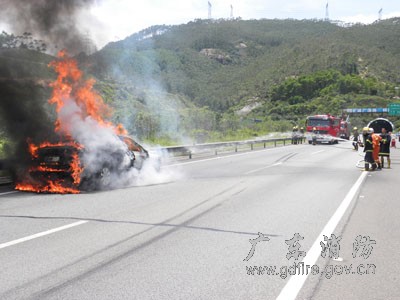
[48,50,126,135]
[70,152,83,185]
[15,182,80,194]
[17,50,129,194]
[29,166,64,173]
[28,142,39,159]
[17,141,83,194]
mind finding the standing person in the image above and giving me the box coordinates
[362,127,376,171]
[352,127,360,151]
[299,127,305,144]
[292,126,299,145]
[312,127,318,146]
[391,132,396,148]
[379,128,391,168]
[371,128,382,170]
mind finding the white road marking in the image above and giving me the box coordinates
[0,220,88,250]
[164,146,298,167]
[311,150,325,155]
[0,191,18,196]
[244,162,282,175]
[276,171,368,300]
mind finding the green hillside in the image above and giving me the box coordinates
[2,18,400,147]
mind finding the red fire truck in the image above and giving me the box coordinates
[339,119,351,140]
[305,114,344,144]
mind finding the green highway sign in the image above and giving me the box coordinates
[388,103,400,116]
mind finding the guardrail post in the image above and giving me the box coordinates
[251,143,253,150]
[189,151,192,159]
[215,149,218,156]
[274,140,277,147]
[235,145,238,152]
[263,142,266,148]
[283,139,286,146]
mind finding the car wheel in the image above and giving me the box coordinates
[98,166,111,189]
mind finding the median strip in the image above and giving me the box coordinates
[0,220,88,250]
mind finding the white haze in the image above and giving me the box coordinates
[57,97,184,190]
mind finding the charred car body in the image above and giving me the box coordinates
[26,135,149,191]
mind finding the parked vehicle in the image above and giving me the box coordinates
[305,114,341,144]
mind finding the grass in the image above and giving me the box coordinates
[142,135,183,147]
[0,138,7,159]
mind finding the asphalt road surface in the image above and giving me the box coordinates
[0,142,399,300]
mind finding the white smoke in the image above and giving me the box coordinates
[57,98,183,191]
[113,150,184,188]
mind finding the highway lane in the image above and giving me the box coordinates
[0,142,382,299]
[301,147,400,300]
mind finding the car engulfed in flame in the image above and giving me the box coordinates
[12,51,153,194]
[16,136,149,193]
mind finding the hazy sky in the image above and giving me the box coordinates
[89,0,400,47]
[2,0,400,49]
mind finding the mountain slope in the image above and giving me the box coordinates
[2,18,400,147]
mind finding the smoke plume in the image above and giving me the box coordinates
[0,80,56,163]
[0,0,96,54]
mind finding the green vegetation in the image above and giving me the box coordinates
[259,69,394,121]
[0,139,8,158]
[0,128,9,158]
[2,18,400,145]
[0,31,47,52]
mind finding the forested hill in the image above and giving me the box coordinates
[2,18,400,146]
[89,18,400,110]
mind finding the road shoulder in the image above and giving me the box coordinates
[309,148,400,300]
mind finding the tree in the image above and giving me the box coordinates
[0,31,47,52]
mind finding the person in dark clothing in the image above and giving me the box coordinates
[379,128,391,168]
[362,127,377,171]
[352,127,360,151]
[299,127,305,144]
[292,126,299,145]
[312,127,318,145]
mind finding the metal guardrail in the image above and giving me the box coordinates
[0,159,13,185]
[0,176,12,185]
[161,137,303,159]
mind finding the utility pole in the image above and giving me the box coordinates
[325,1,329,21]
[230,4,233,19]
[378,8,383,21]
[83,32,93,55]
[208,1,212,19]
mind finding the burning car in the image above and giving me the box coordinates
[16,136,150,193]
[12,51,157,194]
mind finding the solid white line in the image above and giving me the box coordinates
[276,171,368,300]
[0,191,18,196]
[165,146,299,167]
[311,150,325,155]
[244,162,282,175]
[0,220,88,250]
